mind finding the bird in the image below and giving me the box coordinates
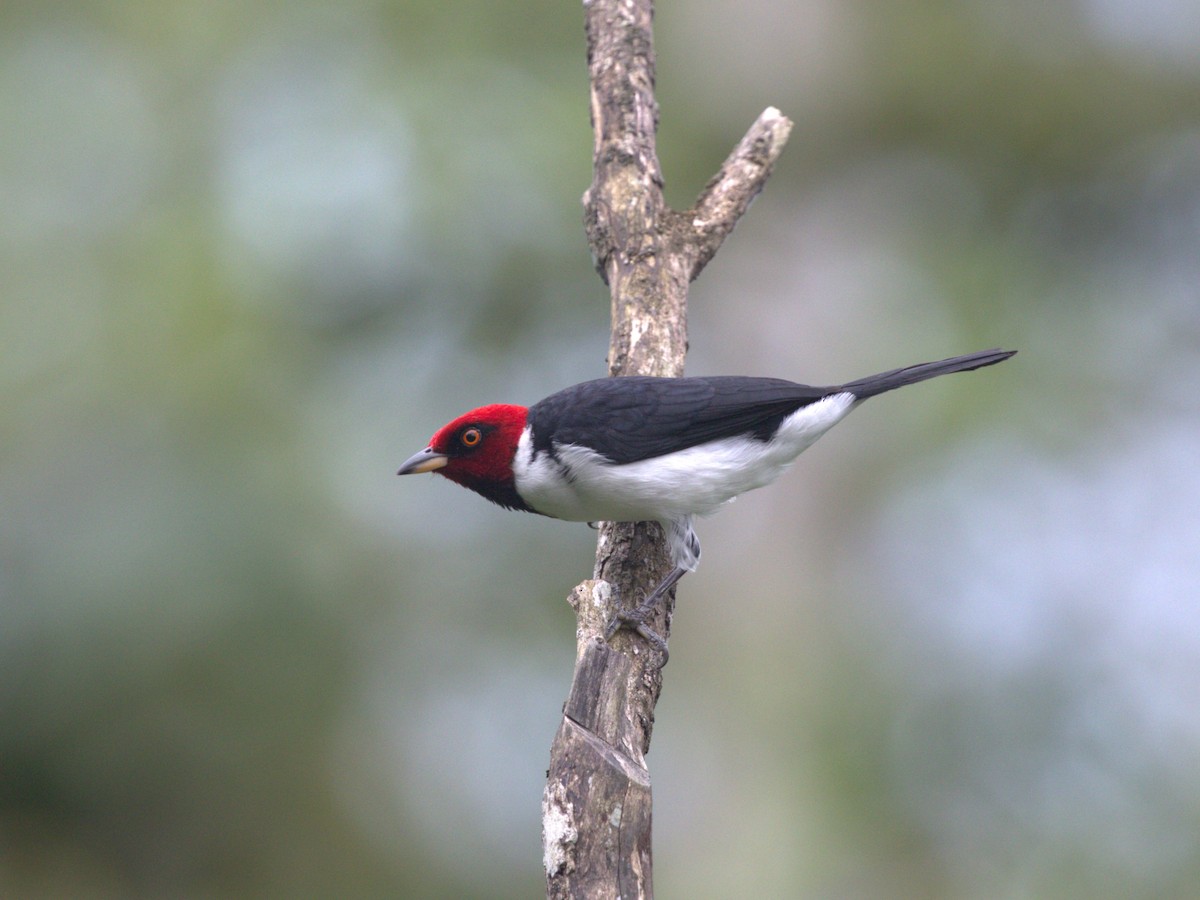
[398,348,1015,662]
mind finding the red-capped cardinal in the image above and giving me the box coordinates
[399,348,1015,662]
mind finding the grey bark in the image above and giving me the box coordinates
[543,2,792,896]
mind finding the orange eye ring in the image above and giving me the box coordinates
[461,427,482,447]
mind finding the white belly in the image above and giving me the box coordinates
[513,392,857,523]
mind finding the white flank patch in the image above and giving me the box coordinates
[514,392,857,524]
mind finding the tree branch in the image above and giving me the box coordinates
[688,106,793,280]
[544,2,791,896]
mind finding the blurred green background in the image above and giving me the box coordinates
[3,0,1200,897]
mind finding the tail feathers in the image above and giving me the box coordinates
[839,348,1016,400]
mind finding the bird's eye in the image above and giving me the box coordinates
[461,427,482,447]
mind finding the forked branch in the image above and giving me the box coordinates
[543,2,791,896]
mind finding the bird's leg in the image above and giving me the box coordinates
[603,566,688,665]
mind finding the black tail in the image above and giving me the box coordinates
[839,348,1016,400]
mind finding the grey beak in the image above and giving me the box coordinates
[397,447,449,475]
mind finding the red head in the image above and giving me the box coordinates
[397,404,532,511]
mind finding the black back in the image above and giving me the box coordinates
[527,376,828,465]
[524,349,1015,465]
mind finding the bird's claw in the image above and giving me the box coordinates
[604,608,669,668]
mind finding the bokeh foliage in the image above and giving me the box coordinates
[3,1,1200,897]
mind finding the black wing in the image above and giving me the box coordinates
[527,376,828,465]
[526,349,1016,465]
